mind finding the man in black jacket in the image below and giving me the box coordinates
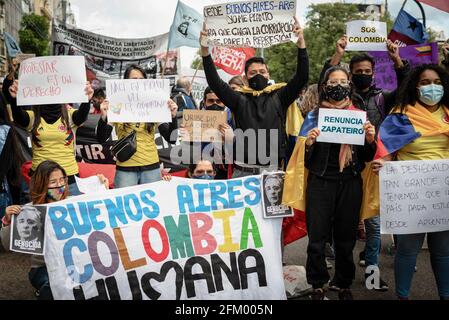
[200,18,308,177]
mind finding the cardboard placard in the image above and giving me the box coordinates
[182,109,227,142]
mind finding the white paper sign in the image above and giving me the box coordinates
[106,79,171,123]
[316,108,367,145]
[17,56,88,106]
[379,160,449,234]
[346,20,387,51]
[75,175,107,195]
[203,0,297,48]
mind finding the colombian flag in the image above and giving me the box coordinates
[281,111,317,244]
[375,104,449,159]
[359,104,449,221]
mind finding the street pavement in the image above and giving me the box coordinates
[0,234,439,300]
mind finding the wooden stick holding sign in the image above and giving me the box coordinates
[345,20,387,51]
[17,56,88,106]
[182,109,227,142]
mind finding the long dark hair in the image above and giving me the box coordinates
[396,64,449,113]
[123,64,155,134]
[31,104,71,135]
[0,94,26,187]
[30,160,69,205]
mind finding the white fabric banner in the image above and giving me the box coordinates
[380,160,449,234]
[44,175,286,300]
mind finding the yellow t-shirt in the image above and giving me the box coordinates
[26,109,79,176]
[397,106,449,161]
[114,123,159,167]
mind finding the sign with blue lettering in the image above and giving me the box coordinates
[316,108,367,146]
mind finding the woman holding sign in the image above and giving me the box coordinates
[8,80,94,196]
[96,64,178,188]
[1,160,109,300]
[285,66,376,300]
[372,64,449,300]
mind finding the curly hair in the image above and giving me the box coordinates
[396,64,449,113]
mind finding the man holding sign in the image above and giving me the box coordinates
[8,56,94,196]
[201,15,308,177]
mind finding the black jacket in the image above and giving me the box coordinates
[202,48,309,165]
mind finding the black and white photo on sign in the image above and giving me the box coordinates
[103,59,121,73]
[261,172,293,218]
[10,205,46,255]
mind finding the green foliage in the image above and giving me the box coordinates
[265,3,395,84]
[19,14,50,56]
[190,49,204,70]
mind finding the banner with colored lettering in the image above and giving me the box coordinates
[212,47,256,75]
[370,42,439,91]
[44,175,286,300]
[202,0,297,48]
[51,20,179,86]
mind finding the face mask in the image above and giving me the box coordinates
[325,84,351,102]
[352,74,373,90]
[206,104,225,111]
[248,74,269,91]
[47,185,66,201]
[193,174,214,180]
[418,84,444,106]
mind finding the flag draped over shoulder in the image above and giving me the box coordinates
[360,104,449,221]
[282,111,318,212]
[239,83,306,244]
[388,9,428,46]
[375,104,449,159]
[168,1,203,49]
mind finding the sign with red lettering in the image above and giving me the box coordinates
[17,56,88,106]
[212,47,255,75]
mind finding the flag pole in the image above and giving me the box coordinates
[191,59,201,84]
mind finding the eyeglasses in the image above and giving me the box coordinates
[194,170,215,175]
[206,99,222,105]
[327,79,350,86]
[48,177,68,186]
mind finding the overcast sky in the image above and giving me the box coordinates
[69,0,449,71]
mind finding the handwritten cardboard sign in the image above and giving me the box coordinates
[346,20,387,51]
[316,108,367,145]
[182,109,227,142]
[202,0,296,48]
[17,56,88,106]
[380,160,449,235]
[106,79,171,123]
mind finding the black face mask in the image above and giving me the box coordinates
[325,85,351,102]
[248,74,269,91]
[352,74,373,90]
[206,104,225,111]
